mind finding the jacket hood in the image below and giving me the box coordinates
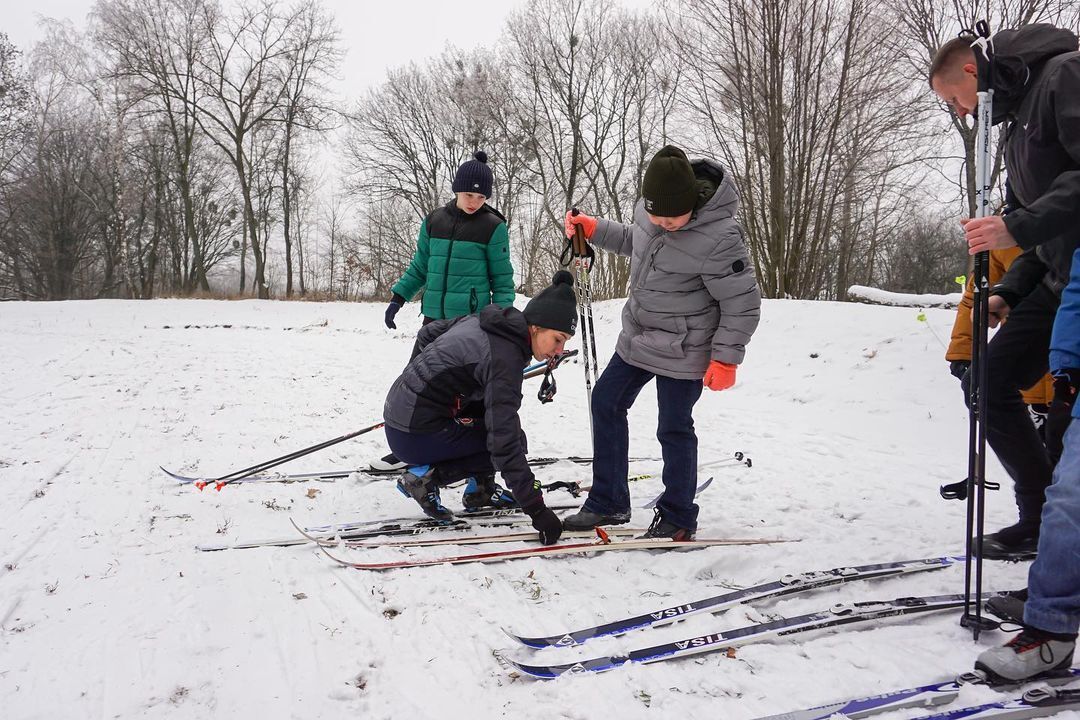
[689,158,739,225]
[478,305,531,353]
[989,24,1078,120]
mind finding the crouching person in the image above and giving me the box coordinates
[381,272,579,544]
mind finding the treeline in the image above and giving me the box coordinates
[0,0,1077,301]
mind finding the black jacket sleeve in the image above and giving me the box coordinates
[479,339,543,512]
[992,246,1049,306]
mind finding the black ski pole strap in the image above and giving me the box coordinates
[541,480,582,497]
[969,20,995,92]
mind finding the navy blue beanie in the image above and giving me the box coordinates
[452,151,494,198]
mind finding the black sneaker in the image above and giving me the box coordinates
[396,465,453,521]
[562,508,631,531]
[462,474,518,511]
[975,626,1076,684]
[642,510,696,541]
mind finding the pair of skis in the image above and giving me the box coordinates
[755,669,1080,720]
[305,523,790,571]
[498,557,1008,679]
[197,475,717,551]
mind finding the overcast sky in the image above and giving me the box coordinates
[6,0,654,99]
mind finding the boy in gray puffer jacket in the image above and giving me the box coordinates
[562,145,761,539]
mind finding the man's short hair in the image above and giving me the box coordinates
[929,35,975,87]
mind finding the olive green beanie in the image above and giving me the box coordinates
[641,145,698,217]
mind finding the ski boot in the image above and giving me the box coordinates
[396,465,453,521]
[986,589,1028,625]
[977,520,1040,560]
[975,626,1076,684]
[370,452,408,473]
[461,474,518,511]
[642,509,696,541]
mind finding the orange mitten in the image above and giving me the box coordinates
[703,361,737,391]
[564,210,598,239]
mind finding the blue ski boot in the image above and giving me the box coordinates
[462,473,518,511]
[396,465,454,521]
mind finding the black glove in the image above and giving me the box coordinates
[384,293,405,329]
[528,505,562,545]
[949,360,970,381]
[1046,369,1079,464]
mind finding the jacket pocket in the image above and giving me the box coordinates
[469,287,478,313]
[630,316,688,361]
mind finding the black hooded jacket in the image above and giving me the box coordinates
[987,24,1080,303]
[382,305,543,511]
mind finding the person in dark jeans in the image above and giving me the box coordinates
[930,24,1080,557]
[562,146,762,539]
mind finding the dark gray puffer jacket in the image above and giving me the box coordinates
[382,305,542,511]
[589,158,761,379]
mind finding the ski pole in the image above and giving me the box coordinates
[564,208,598,444]
[959,19,997,641]
[197,422,386,491]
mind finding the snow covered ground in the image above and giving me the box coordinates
[0,296,1065,719]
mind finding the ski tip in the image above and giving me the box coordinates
[501,627,552,649]
[500,657,561,680]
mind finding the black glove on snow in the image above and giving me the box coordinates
[528,505,562,545]
[384,293,405,329]
[1046,369,1079,464]
[949,360,970,381]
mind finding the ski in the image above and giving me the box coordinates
[307,525,794,571]
[753,669,1080,720]
[164,453,676,484]
[502,592,1007,679]
[504,557,960,649]
[195,515,534,552]
[912,685,1080,720]
[340,526,653,547]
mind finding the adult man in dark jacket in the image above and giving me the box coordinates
[382,272,578,544]
[930,24,1080,556]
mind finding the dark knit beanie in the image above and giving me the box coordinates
[452,150,494,198]
[641,145,698,217]
[523,271,577,335]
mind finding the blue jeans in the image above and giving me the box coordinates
[583,352,704,529]
[1026,421,1080,634]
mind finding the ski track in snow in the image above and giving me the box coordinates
[0,297,1071,719]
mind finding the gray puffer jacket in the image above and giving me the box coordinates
[589,158,761,380]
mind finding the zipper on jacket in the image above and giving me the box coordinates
[440,211,460,319]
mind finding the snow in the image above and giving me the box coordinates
[0,297,1067,719]
[848,285,963,308]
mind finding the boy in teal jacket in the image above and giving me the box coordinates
[384,151,515,326]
